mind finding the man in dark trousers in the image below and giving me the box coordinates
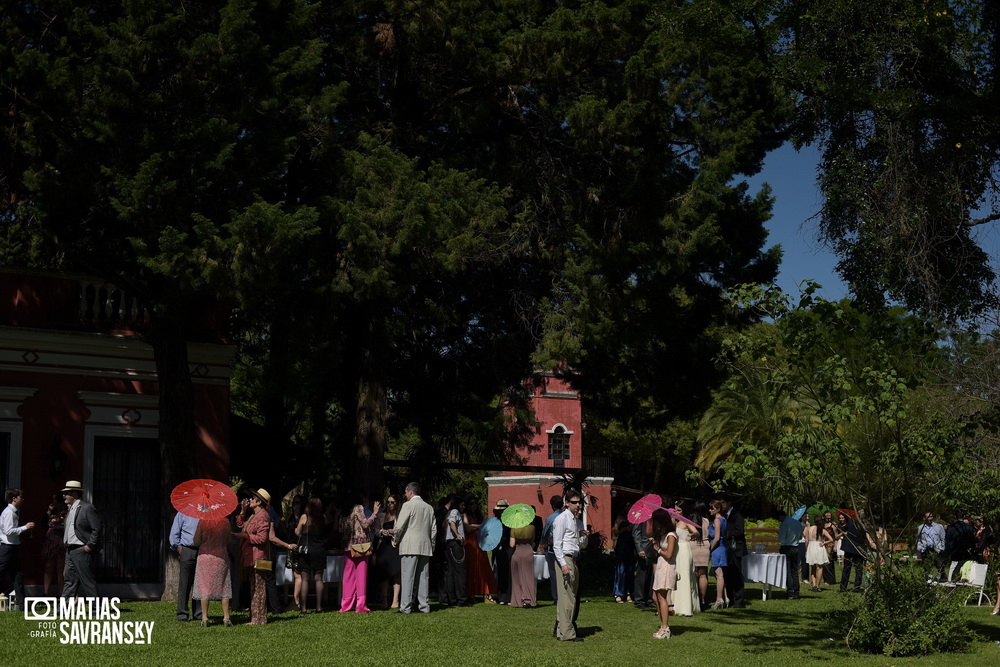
[839,509,869,592]
[777,510,802,600]
[631,514,655,610]
[0,488,36,610]
[61,480,102,598]
[721,496,747,608]
[169,511,202,621]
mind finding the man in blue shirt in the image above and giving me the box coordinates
[777,510,803,599]
[169,512,201,622]
[916,511,946,581]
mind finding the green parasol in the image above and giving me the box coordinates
[500,503,536,529]
[806,503,832,520]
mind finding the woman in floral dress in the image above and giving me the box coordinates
[193,517,233,626]
[235,489,279,625]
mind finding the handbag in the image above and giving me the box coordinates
[350,542,372,557]
[254,558,273,571]
[287,547,299,570]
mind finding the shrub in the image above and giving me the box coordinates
[839,561,974,657]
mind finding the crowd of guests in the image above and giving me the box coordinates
[169,483,586,627]
[610,496,748,639]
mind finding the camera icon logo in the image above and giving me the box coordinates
[24,597,58,621]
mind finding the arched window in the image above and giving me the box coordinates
[548,425,571,466]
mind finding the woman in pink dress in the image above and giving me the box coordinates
[193,518,233,626]
[341,494,381,613]
[651,510,677,639]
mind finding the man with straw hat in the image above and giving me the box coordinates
[61,480,101,598]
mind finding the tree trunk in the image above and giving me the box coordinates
[353,317,387,495]
[262,311,293,478]
[151,311,197,601]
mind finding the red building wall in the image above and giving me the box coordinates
[0,270,233,593]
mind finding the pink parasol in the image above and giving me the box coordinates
[627,499,656,524]
[627,494,667,524]
[667,508,699,530]
[171,479,238,521]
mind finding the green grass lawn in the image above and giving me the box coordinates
[2,584,999,666]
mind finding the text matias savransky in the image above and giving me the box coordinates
[24,597,155,645]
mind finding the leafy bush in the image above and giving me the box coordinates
[840,562,974,657]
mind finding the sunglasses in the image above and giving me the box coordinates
[567,500,582,505]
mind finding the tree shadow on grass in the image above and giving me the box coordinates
[967,619,1000,642]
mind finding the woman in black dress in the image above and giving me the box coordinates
[375,494,402,609]
[293,497,327,612]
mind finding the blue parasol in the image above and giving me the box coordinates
[792,505,807,521]
[478,517,503,551]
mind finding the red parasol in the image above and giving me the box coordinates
[171,479,238,521]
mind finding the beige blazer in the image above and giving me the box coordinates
[394,495,437,556]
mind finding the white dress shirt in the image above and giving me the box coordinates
[64,499,84,546]
[552,508,581,567]
[0,504,28,545]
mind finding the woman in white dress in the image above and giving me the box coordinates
[805,515,833,592]
[671,503,700,616]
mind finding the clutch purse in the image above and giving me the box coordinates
[254,558,273,571]
[350,542,372,557]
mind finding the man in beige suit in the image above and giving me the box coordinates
[393,481,437,613]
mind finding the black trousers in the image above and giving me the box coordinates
[724,554,745,607]
[442,540,468,605]
[779,545,799,596]
[0,543,25,607]
[177,546,203,620]
[822,558,837,585]
[633,553,655,605]
[493,546,512,604]
[840,552,864,590]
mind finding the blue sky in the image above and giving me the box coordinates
[743,143,849,301]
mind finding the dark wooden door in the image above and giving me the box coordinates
[92,436,162,582]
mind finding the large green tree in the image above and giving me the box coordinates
[704,285,962,523]
[3,0,796,501]
[777,0,1000,317]
[0,0,330,490]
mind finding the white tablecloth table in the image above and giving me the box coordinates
[741,552,786,600]
[276,551,550,586]
[275,553,345,586]
[534,552,549,581]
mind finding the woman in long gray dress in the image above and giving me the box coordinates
[509,524,537,608]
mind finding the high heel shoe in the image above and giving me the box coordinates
[653,627,671,639]
[992,608,1000,616]
[711,600,725,610]
[201,620,208,627]
[223,619,233,627]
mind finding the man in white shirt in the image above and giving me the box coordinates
[552,489,584,642]
[0,488,36,610]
